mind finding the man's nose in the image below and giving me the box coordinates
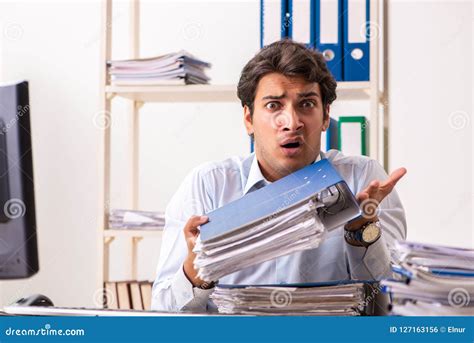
[283,107,304,132]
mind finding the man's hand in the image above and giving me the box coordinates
[347,167,407,231]
[182,215,208,287]
[356,167,407,205]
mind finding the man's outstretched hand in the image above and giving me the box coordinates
[356,167,407,205]
[347,167,407,231]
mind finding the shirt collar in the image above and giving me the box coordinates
[243,152,324,195]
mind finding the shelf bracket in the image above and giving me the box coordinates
[106,92,116,100]
[132,236,143,244]
[104,236,115,245]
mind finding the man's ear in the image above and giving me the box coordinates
[243,105,254,136]
[322,105,331,131]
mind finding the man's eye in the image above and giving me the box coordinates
[301,100,316,108]
[265,102,281,110]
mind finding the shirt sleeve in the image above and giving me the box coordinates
[345,159,407,280]
[151,167,215,312]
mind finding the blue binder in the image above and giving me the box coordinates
[287,0,314,48]
[343,0,370,81]
[326,117,339,150]
[320,117,338,152]
[314,0,343,81]
[260,0,289,48]
[200,158,361,241]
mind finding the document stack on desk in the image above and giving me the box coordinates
[194,159,361,282]
[382,241,474,316]
[108,50,211,86]
[109,209,165,230]
[211,282,382,316]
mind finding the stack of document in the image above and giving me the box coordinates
[109,209,165,230]
[108,50,211,86]
[382,241,474,316]
[211,282,373,316]
[194,159,361,282]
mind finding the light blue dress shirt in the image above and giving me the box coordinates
[151,150,407,312]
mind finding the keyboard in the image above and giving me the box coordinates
[2,305,222,317]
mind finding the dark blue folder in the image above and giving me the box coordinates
[200,158,361,242]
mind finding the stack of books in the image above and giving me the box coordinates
[194,159,361,282]
[104,280,153,310]
[211,282,385,316]
[107,50,211,86]
[382,241,474,316]
[109,209,165,230]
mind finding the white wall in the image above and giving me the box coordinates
[0,0,472,307]
[388,0,473,247]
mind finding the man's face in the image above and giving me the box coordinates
[244,72,330,181]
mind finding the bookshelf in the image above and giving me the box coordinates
[97,0,386,305]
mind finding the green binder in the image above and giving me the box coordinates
[337,116,368,156]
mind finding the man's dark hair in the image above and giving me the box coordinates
[237,39,337,118]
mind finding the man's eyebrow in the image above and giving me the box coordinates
[298,91,320,98]
[262,93,286,100]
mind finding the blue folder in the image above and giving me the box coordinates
[260,0,289,48]
[287,0,314,48]
[314,0,344,81]
[326,117,339,150]
[200,158,361,241]
[343,0,370,81]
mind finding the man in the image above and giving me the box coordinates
[151,40,407,312]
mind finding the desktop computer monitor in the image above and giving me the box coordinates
[0,80,38,279]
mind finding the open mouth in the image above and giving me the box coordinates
[281,142,301,149]
[280,139,303,156]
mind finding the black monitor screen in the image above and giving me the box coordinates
[0,80,38,279]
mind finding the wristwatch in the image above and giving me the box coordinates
[344,220,381,247]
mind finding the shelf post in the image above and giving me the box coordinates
[129,0,140,210]
[369,0,380,163]
[383,0,389,171]
[131,236,143,280]
[98,0,113,304]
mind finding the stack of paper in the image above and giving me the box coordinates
[108,50,211,86]
[382,241,474,316]
[194,159,361,282]
[211,282,370,316]
[195,199,325,281]
[109,209,165,230]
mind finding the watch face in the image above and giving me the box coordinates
[362,223,380,243]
